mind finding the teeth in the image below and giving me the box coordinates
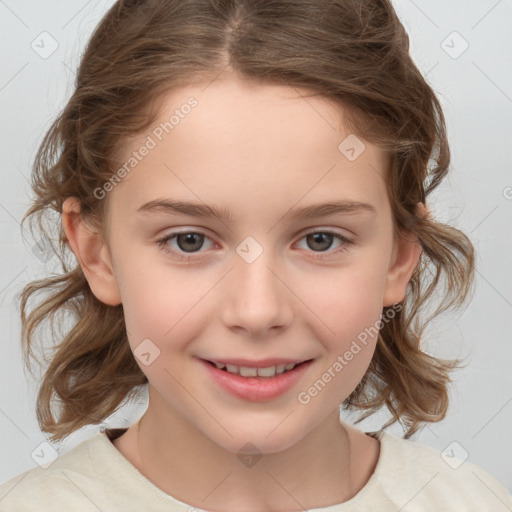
[240,366,258,377]
[226,364,238,374]
[212,361,300,378]
[257,366,276,377]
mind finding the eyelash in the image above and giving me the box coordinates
[156,229,354,263]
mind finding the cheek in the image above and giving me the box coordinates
[121,263,215,376]
[298,281,383,411]
[305,257,390,340]
[296,256,390,391]
[114,244,184,326]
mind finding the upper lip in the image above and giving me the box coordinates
[201,357,312,368]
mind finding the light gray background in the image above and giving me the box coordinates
[1,0,511,494]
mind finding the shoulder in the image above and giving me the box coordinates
[0,429,189,512]
[0,433,108,511]
[374,431,512,511]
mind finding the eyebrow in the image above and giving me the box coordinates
[137,198,377,221]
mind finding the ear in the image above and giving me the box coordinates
[382,204,426,307]
[61,197,122,306]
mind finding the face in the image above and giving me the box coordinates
[73,75,419,455]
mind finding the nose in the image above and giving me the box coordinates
[220,247,294,337]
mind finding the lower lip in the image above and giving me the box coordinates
[200,359,313,402]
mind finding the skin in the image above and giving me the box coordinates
[62,74,423,511]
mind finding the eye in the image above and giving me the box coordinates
[156,228,354,262]
[156,230,214,262]
[295,230,354,259]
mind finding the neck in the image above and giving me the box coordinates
[129,404,362,511]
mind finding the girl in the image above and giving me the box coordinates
[1,0,510,510]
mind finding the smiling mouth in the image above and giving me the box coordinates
[203,359,313,378]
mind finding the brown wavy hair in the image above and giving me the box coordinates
[18,0,475,443]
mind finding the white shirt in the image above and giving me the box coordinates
[1,427,510,511]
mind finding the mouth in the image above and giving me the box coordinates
[200,357,315,401]
[202,359,313,378]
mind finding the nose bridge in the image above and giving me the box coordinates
[235,234,283,302]
[223,234,292,333]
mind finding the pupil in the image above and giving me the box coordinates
[308,233,332,251]
[177,233,203,252]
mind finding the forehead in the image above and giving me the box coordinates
[107,77,390,221]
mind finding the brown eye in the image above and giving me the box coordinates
[305,232,335,252]
[156,230,214,259]
[174,233,205,253]
[296,230,353,258]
